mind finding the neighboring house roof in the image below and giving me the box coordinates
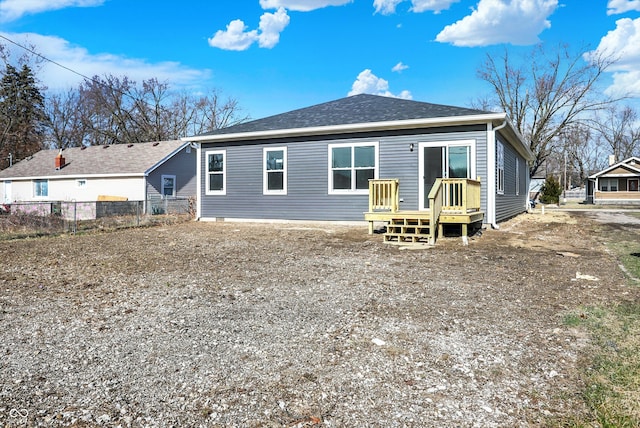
[184,94,533,160]
[0,140,188,180]
[588,157,640,179]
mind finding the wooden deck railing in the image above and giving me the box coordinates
[428,178,443,245]
[441,178,481,212]
[368,178,399,212]
[367,178,482,242]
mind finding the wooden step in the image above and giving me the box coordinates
[384,217,432,243]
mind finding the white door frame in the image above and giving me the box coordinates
[418,140,476,210]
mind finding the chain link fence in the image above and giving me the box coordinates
[0,197,195,239]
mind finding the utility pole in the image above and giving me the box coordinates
[563,150,567,204]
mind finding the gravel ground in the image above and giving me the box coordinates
[1,211,638,427]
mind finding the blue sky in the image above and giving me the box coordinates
[0,0,639,120]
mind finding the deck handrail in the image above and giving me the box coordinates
[441,178,481,212]
[368,178,399,212]
[428,178,443,245]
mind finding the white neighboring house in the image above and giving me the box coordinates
[0,141,196,215]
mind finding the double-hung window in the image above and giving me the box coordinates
[497,142,504,195]
[34,179,48,197]
[600,178,618,192]
[329,142,378,194]
[264,147,287,195]
[162,175,176,198]
[206,150,226,195]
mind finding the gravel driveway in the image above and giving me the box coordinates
[1,212,637,427]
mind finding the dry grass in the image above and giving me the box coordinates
[558,212,640,427]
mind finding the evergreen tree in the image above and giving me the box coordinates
[540,175,563,204]
[0,64,46,170]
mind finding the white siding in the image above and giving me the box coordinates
[3,177,146,202]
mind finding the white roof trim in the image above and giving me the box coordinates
[182,113,534,161]
[0,173,146,181]
[588,156,640,179]
[182,113,510,143]
[144,142,190,176]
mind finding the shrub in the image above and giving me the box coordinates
[540,175,563,204]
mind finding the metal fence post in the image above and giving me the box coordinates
[73,201,77,234]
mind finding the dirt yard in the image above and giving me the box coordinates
[1,210,638,427]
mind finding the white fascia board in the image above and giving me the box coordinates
[144,142,190,176]
[589,162,640,179]
[1,173,146,181]
[182,113,510,144]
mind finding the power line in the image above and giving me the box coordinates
[0,33,146,103]
[0,33,100,85]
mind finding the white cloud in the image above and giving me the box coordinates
[607,0,640,15]
[260,0,352,11]
[410,0,460,13]
[374,0,459,15]
[373,0,403,15]
[1,32,211,91]
[0,0,104,22]
[589,17,640,97]
[209,8,290,51]
[392,62,409,72]
[208,20,259,51]
[258,7,290,48]
[435,0,558,47]
[348,69,412,99]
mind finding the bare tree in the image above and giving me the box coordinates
[477,44,619,177]
[560,123,609,186]
[45,75,250,147]
[77,74,139,145]
[45,89,87,148]
[590,105,640,162]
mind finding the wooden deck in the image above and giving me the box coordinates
[364,178,484,245]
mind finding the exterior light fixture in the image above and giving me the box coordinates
[409,143,414,152]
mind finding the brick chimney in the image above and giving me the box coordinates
[55,150,66,170]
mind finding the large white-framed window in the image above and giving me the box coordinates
[328,142,378,194]
[600,178,618,192]
[497,142,504,195]
[206,150,226,195]
[629,178,639,192]
[33,179,48,197]
[263,147,287,195]
[162,175,176,198]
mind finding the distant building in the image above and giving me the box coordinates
[0,141,196,213]
[587,156,640,205]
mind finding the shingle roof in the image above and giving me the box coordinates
[0,140,187,179]
[197,93,489,136]
[588,156,640,179]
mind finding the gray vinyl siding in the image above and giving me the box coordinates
[146,146,197,202]
[199,126,488,222]
[495,135,528,222]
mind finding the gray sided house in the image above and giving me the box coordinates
[0,140,196,215]
[184,94,533,229]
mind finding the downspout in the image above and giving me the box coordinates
[194,142,202,220]
[488,120,508,229]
